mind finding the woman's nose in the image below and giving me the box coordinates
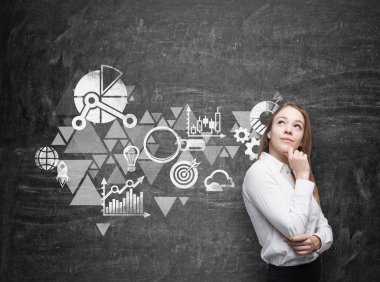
[284,125,292,134]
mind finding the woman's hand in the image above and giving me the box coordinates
[284,234,321,255]
[286,147,310,180]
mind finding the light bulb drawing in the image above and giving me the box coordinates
[123,145,140,172]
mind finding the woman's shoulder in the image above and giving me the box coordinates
[245,157,271,176]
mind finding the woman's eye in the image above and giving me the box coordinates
[277,120,285,125]
[294,124,302,130]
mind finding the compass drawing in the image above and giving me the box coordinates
[72,65,137,130]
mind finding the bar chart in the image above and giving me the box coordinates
[101,177,147,217]
[103,188,143,216]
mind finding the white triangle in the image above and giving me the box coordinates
[230,123,239,133]
[140,111,155,124]
[170,107,183,118]
[96,223,110,236]
[92,154,108,168]
[106,155,116,164]
[178,197,189,206]
[51,133,66,146]
[58,126,75,142]
[147,135,156,144]
[225,146,239,159]
[219,148,229,158]
[154,197,177,217]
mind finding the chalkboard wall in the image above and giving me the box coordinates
[1,0,379,281]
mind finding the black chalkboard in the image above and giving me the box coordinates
[1,0,379,281]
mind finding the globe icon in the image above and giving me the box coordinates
[35,146,59,170]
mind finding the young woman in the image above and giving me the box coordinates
[242,102,333,282]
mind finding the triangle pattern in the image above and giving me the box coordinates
[200,133,211,144]
[65,123,107,154]
[219,148,229,158]
[106,155,116,164]
[179,197,189,206]
[59,126,75,142]
[129,95,135,102]
[107,165,126,184]
[151,113,162,122]
[147,135,156,144]
[154,197,177,217]
[90,162,98,169]
[126,85,135,95]
[105,120,128,139]
[225,146,240,159]
[173,106,196,131]
[112,141,125,154]
[205,136,217,146]
[138,149,151,160]
[113,154,131,175]
[120,139,129,146]
[140,111,155,124]
[70,175,102,206]
[232,111,251,131]
[230,123,240,133]
[51,133,66,146]
[157,117,169,127]
[138,161,164,184]
[64,160,92,194]
[170,107,183,118]
[96,223,110,236]
[177,151,194,162]
[104,139,118,152]
[167,120,176,127]
[92,154,108,168]
[203,146,223,166]
[88,169,99,178]
[124,125,155,150]
[146,144,159,155]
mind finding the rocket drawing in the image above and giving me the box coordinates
[56,160,69,188]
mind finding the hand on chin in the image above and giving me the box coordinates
[283,145,294,157]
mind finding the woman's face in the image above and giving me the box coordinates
[267,106,305,162]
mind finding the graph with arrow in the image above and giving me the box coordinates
[101,177,150,218]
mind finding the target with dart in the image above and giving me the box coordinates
[170,159,200,189]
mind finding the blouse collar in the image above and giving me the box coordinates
[259,152,289,172]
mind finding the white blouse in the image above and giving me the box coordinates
[242,152,333,266]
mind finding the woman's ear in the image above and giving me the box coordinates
[267,131,271,139]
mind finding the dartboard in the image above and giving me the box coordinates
[170,161,198,189]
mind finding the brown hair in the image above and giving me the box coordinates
[258,101,321,206]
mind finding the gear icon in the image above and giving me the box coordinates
[234,127,250,143]
[244,138,260,160]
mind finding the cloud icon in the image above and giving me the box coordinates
[204,170,235,192]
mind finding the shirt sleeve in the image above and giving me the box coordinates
[243,166,315,237]
[313,210,333,254]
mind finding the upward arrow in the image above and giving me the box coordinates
[134,176,145,187]
[101,178,107,186]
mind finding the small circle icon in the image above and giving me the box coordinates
[170,161,199,189]
[35,146,59,170]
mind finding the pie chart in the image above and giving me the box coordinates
[73,65,130,128]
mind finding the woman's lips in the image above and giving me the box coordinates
[281,138,294,143]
